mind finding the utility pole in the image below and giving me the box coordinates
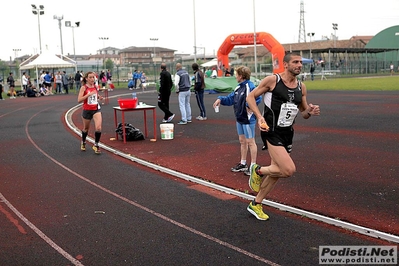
[298,0,306,43]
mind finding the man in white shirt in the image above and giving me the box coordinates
[22,72,28,96]
[40,71,46,89]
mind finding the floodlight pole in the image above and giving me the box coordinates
[193,0,197,63]
[31,4,45,54]
[150,38,158,83]
[307,32,315,59]
[13,49,21,61]
[253,0,258,79]
[99,37,109,69]
[54,15,64,58]
[65,21,80,61]
[332,23,338,48]
[395,32,399,64]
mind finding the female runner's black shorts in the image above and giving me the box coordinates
[82,109,100,120]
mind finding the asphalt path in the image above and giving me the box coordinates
[0,88,397,266]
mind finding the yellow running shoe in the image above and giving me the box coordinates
[247,201,269,221]
[92,145,101,154]
[249,164,263,192]
[81,142,86,151]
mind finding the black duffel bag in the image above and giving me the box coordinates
[115,123,145,141]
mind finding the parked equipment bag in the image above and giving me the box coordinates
[115,123,145,141]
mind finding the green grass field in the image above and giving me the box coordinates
[2,75,397,100]
[304,75,399,91]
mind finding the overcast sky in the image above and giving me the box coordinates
[2,0,398,62]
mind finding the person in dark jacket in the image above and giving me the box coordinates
[192,63,206,120]
[158,63,175,123]
[133,70,140,89]
[310,64,315,81]
[62,71,69,94]
[74,71,82,91]
[213,66,261,176]
[7,73,16,99]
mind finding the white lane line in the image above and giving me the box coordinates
[65,102,399,244]
[0,193,84,266]
[15,105,280,265]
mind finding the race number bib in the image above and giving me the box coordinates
[277,103,298,127]
[87,94,98,106]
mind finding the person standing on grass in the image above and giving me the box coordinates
[62,71,69,94]
[7,73,15,99]
[43,71,53,94]
[75,70,82,91]
[133,70,140,89]
[22,72,29,96]
[0,83,4,100]
[55,71,63,94]
[77,71,104,154]
[99,70,107,90]
[213,66,261,176]
[140,72,148,89]
[310,64,315,81]
[246,52,320,221]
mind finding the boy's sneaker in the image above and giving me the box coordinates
[231,163,248,172]
[167,114,175,122]
[92,145,101,154]
[81,142,86,151]
[162,119,167,123]
[247,201,269,220]
[177,120,187,125]
[249,164,263,192]
[196,115,202,120]
[187,120,192,123]
[198,116,207,121]
[244,169,250,176]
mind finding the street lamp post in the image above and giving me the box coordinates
[307,32,315,59]
[194,46,205,61]
[99,37,109,69]
[65,21,80,61]
[150,38,158,58]
[395,32,399,65]
[150,38,158,84]
[253,0,257,79]
[193,0,197,63]
[332,23,338,48]
[53,15,64,58]
[13,49,21,61]
[12,49,21,79]
[31,4,44,54]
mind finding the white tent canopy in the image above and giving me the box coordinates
[201,58,218,68]
[20,52,76,70]
[19,52,76,84]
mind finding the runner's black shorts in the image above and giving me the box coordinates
[261,128,294,153]
[82,109,100,120]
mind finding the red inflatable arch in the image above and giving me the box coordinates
[217,32,285,76]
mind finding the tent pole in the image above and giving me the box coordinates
[36,65,39,88]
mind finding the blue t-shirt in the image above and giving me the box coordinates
[44,74,52,82]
